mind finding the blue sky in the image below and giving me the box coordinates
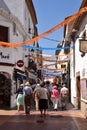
[32,0,82,56]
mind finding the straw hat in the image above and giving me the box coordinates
[25,81,30,86]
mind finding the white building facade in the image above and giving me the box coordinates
[63,0,87,117]
[0,0,38,109]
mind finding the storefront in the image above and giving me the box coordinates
[0,72,11,109]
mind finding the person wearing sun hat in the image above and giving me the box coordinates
[23,81,33,114]
[25,81,30,86]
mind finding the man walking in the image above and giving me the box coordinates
[23,81,33,114]
[60,84,69,110]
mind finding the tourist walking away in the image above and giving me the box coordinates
[57,83,62,110]
[33,84,41,111]
[38,82,49,116]
[60,84,69,110]
[45,81,53,106]
[23,81,33,114]
[51,85,59,111]
[16,84,24,112]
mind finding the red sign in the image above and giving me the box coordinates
[17,60,24,67]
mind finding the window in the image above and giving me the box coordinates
[0,26,8,42]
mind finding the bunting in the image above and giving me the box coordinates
[23,45,74,50]
[30,55,68,63]
[0,6,87,47]
[38,67,64,71]
[41,70,61,76]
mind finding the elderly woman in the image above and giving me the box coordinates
[38,82,49,116]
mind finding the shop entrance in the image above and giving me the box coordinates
[0,73,11,109]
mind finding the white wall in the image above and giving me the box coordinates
[4,0,34,39]
[0,0,38,108]
[3,0,24,25]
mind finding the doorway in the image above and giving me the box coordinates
[76,74,81,109]
[0,73,11,109]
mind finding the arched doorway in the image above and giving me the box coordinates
[0,72,11,109]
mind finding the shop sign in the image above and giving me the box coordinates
[0,52,10,59]
[17,60,24,67]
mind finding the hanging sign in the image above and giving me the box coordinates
[17,60,24,67]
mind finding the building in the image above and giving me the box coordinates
[55,42,68,85]
[0,0,39,109]
[62,0,87,117]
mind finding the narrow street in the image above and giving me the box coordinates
[0,1,87,130]
[0,103,87,130]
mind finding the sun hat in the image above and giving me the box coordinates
[25,81,30,86]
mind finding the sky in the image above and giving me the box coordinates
[32,0,82,56]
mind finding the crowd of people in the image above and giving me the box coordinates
[16,80,69,116]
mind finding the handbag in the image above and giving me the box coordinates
[35,91,40,99]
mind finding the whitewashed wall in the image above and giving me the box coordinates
[3,0,24,25]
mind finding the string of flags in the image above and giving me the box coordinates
[22,45,74,50]
[0,6,87,47]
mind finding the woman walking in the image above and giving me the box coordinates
[38,82,49,116]
[51,85,59,111]
[16,84,24,112]
[34,84,41,111]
